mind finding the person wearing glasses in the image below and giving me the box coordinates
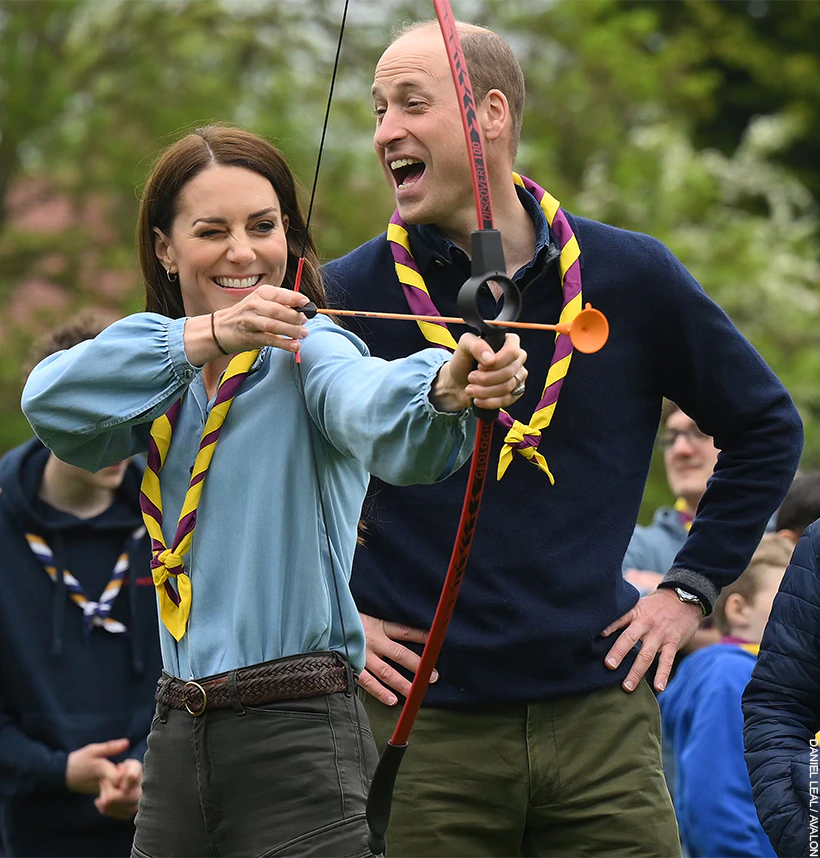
[320,18,804,858]
[623,401,720,597]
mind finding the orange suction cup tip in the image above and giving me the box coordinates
[569,304,609,354]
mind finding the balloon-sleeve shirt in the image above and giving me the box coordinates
[22,312,475,680]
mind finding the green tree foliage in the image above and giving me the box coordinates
[626,0,820,206]
[576,116,820,514]
[0,0,385,449]
[452,0,820,516]
[1,0,817,526]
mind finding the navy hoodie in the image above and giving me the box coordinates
[0,438,161,856]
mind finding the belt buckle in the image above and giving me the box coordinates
[183,680,207,716]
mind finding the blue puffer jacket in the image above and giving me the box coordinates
[743,521,820,858]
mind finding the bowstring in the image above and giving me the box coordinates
[297,0,350,266]
[290,0,367,766]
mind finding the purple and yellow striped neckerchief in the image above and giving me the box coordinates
[387,173,582,483]
[674,497,694,531]
[25,527,144,638]
[139,349,259,641]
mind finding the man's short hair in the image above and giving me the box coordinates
[392,20,525,157]
[776,471,820,537]
[713,534,793,635]
[24,312,112,378]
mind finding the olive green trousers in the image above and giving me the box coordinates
[364,679,681,858]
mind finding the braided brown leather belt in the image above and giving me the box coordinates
[156,653,350,716]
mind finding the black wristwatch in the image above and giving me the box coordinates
[673,586,708,617]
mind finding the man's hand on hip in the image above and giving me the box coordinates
[601,588,702,693]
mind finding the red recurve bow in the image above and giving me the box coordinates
[365,2,523,853]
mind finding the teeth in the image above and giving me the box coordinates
[390,158,423,171]
[214,276,261,289]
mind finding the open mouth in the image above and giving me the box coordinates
[213,275,264,290]
[390,158,426,190]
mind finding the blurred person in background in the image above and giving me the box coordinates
[623,403,723,662]
[623,401,720,597]
[744,522,820,858]
[775,470,820,544]
[0,316,162,857]
[660,535,793,858]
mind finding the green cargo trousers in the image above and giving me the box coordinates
[364,679,681,858]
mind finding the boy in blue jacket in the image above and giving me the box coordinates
[660,535,793,857]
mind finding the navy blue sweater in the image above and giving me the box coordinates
[0,439,162,856]
[324,208,803,705]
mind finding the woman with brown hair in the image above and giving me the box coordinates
[22,125,527,857]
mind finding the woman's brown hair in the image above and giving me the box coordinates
[137,125,326,318]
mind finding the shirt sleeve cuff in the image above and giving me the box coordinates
[169,316,200,381]
[419,351,474,424]
[658,568,719,615]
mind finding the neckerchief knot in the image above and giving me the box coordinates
[150,547,192,641]
[24,528,142,639]
[498,420,554,483]
[151,548,186,582]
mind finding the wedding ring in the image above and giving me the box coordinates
[512,374,526,397]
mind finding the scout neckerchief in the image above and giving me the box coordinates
[722,635,760,657]
[674,497,694,531]
[25,526,145,638]
[139,349,259,641]
[387,173,582,483]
